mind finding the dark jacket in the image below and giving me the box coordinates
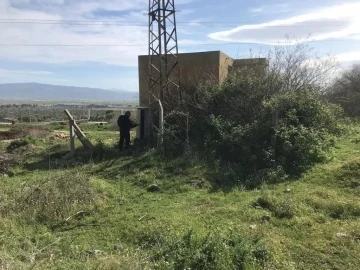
[117,115,137,133]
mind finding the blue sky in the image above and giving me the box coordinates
[0,0,359,92]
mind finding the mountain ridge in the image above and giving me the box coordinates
[0,82,138,101]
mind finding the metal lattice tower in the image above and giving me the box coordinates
[148,0,181,123]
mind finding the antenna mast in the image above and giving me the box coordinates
[148,0,181,128]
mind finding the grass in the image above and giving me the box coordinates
[0,123,360,269]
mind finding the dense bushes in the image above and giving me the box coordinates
[326,64,360,117]
[156,42,344,187]
[201,90,341,187]
[162,63,342,188]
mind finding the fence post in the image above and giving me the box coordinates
[69,118,75,154]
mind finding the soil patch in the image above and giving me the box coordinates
[0,130,22,140]
[0,127,51,141]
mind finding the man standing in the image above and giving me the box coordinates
[117,111,138,150]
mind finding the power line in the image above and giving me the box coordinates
[0,43,232,47]
[0,39,354,47]
[0,19,357,27]
[0,18,357,23]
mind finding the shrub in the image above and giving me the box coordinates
[158,45,341,188]
[6,140,29,153]
[326,63,360,117]
[206,90,341,187]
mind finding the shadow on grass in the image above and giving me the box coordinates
[23,141,302,193]
[24,142,148,172]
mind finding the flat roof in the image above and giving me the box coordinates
[138,51,268,64]
[139,50,227,57]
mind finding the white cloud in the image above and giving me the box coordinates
[249,3,290,15]
[336,51,360,63]
[0,0,193,67]
[0,68,53,75]
[209,2,360,45]
[0,0,149,66]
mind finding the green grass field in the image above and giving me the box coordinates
[0,123,359,269]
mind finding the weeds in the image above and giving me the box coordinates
[138,228,271,270]
[6,139,29,153]
[307,197,360,219]
[6,171,101,228]
[255,190,296,219]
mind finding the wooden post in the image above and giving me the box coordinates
[64,109,94,152]
[69,118,75,154]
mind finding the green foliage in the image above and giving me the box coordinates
[138,229,270,270]
[210,68,281,125]
[326,63,360,117]
[6,139,29,153]
[105,110,116,121]
[203,90,341,187]
[163,65,342,188]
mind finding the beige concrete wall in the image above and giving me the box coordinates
[138,51,221,107]
[178,51,220,85]
[138,55,150,107]
[138,51,268,107]
[219,51,233,83]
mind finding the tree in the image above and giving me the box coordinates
[256,38,339,94]
[326,64,360,116]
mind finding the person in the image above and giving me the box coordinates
[117,111,138,150]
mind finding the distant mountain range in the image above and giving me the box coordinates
[0,83,138,101]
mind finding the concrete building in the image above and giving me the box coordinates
[138,50,268,107]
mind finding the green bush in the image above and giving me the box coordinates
[161,66,342,188]
[204,90,341,187]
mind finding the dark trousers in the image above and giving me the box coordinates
[119,132,130,150]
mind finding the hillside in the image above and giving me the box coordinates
[0,123,359,269]
[0,83,137,101]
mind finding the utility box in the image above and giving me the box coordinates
[136,107,152,140]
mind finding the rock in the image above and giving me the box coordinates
[336,233,348,238]
[114,244,123,251]
[87,249,103,255]
[261,215,271,222]
[249,225,257,230]
[147,184,160,192]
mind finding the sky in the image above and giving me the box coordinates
[0,0,359,92]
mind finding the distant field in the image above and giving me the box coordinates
[0,102,139,125]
